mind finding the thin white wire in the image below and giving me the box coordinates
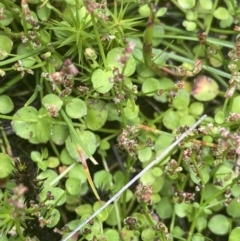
[61,114,207,241]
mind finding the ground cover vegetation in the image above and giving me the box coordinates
[1,0,240,241]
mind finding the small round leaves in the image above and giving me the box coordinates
[65,98,87,119]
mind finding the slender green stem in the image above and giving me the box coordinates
[60,109,97,164]
[0,75,22,94]
[186,180,237,241]
[91,14,108,69]
[205,0,219,35]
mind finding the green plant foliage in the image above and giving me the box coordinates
[107,47,136,77]
[137,147,152,162]
[65,130,97,159]
[231,95,240,113]
[155,196,173,219]
[229,227,240,241]
[0,35,13,60]
[84,99,108,130]
[123,99,139,120]
[2,0,240,240]
[178,0,196,9]
[226,198,240,218]
[0,95,13,114]
[91,69,113,94]
[192,76,219,101]
[0,153,14,178]
[65,177,81,195]
[208,214,230,235]
[0,3,13,26]
[50,124,69,145]
[142,77,160,97]
[42,94,63,115]
[65,97,87,119]
[162,109,180,130]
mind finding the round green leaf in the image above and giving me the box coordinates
[12,106,38,139]
[162,110,180,130]
[156,196,173,219]
[179,114,196,127]
[192,75,219,101]
[0,4,13,26]
[138,4,151,17]
[42,94,63,115]
[60,148,76,165]
[183,20,197,31]
[154,78,174,103]
[106,204,119,226]
[177,0,196,9]
[214,111,225,124]
[142,78,160,96]
[186,11,198,21]
[0,35,13,60]
[199,0,212,10]
[140,169,155,184]
[91,69,113,94]
[192,234,205,241]
[107,47,136,77]
[123,99,139,120]
[120,227,139,241]
[174,202,193,217]
[0,153,14,178]
[209,52,222,67]
[231,184,240,198]
[231,96,240,113]
[37,4,51,21]
[173,89,190,110]
[31,151,42,163]
[141,228,155,241]
[51,124,69,145]
[47,156,60,168]
[196,216,207,232]
[39,185,66,206]
[154,133,174,151]
[213,164,234,190]
[213,7,229,20]
[69,163,87,183]
[189,102,204,116]
[47,208,60,228]
[137,147,152,163]
[0,95,14,114]
[220,15,234,28]
[190,166,210,184]
[229,227,240,241]
[226,198,240,218]
[104,229,120,241]
[35,108,51,143]
[93,201,109,221]
[172,226,185,237]
[66,177,81,195]
[99,139,110,151]
[84,99,108,130]
[17,44,36,67]
[75,204,93,216]
[37,169,59,186]
[40,29,51,44]
[65,130,97,159]
[208,214,230,235]
[65,98,87,119]
[94,170,112,189]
